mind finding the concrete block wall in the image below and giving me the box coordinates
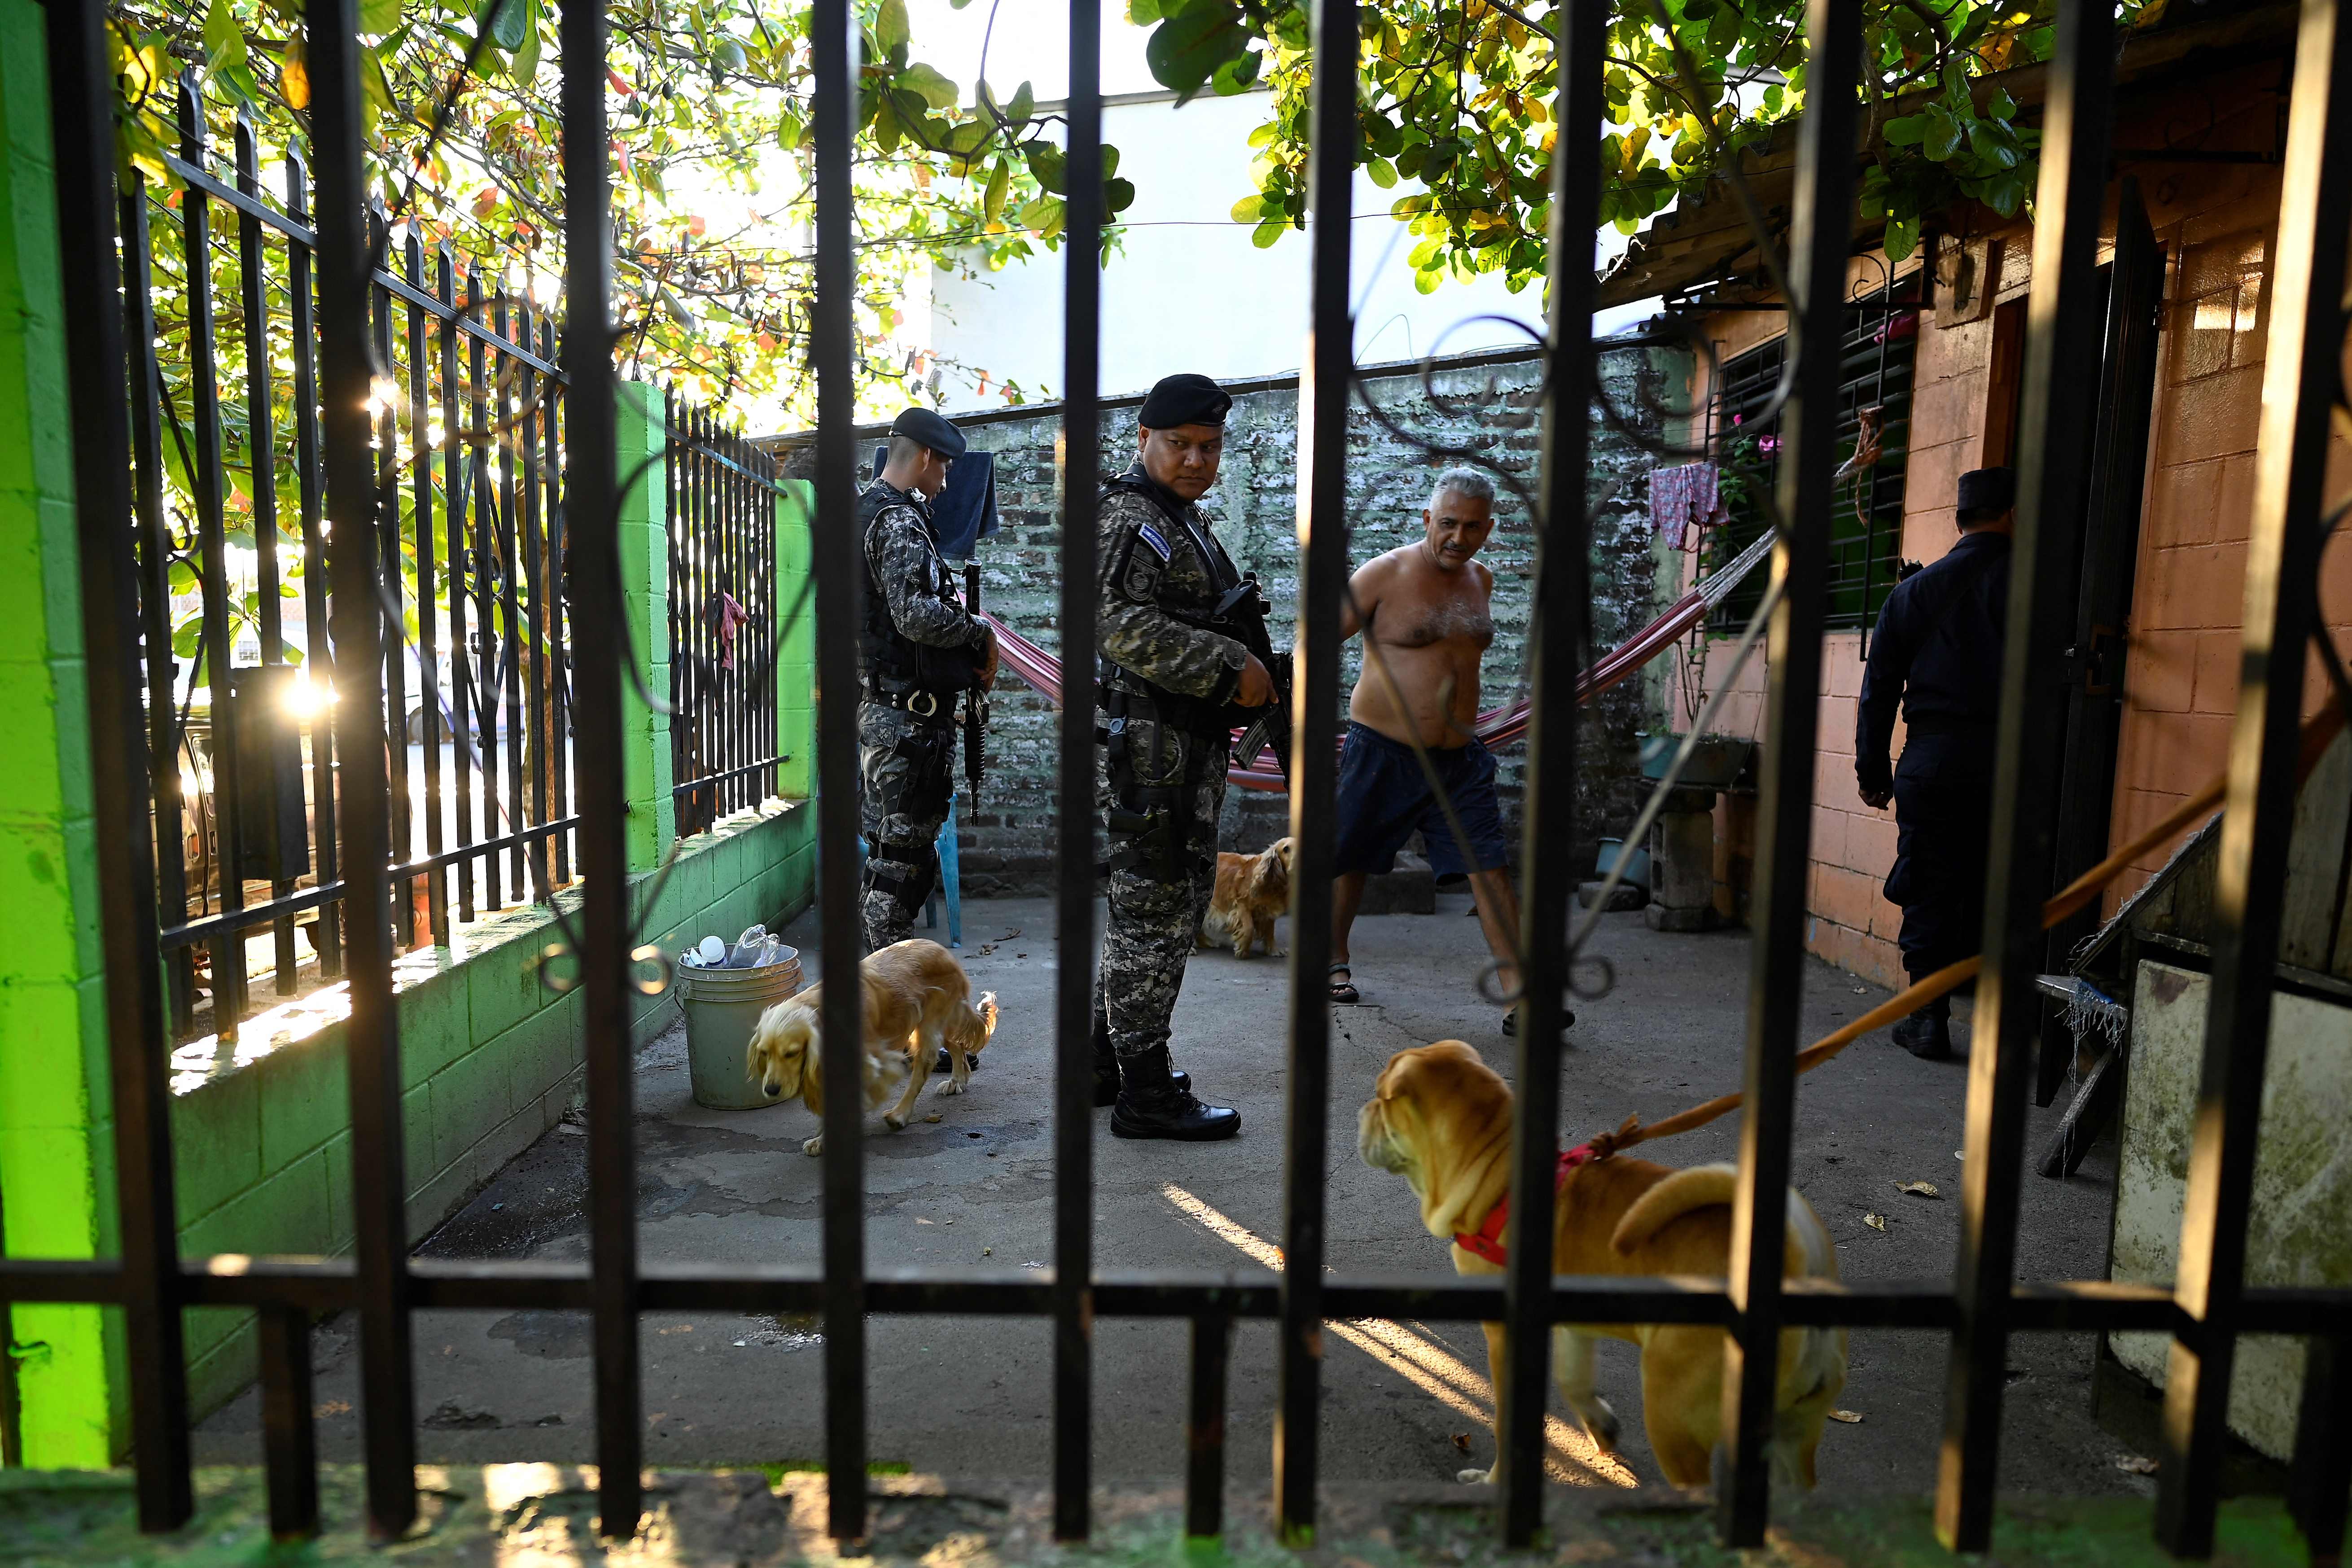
[772,344,1682,893]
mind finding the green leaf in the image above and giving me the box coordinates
[898,62,959,109]
[1365,155,1397,189]
[1251,216,1287,249]
[875,0,910,56]
[776,110,804,150]
[1247,120,1279,149]
[1967,120,2018,169]
[1211,49,1261,94]
[480,0,525,50]
[1924,106,1962,162]
[1884,212,1919,263]
[1026,141,1066,194]
[984,157,1010,220]
[204,0,248,73]
[510,5,540,85]
[359,43,394,134]
[1986,86,2017,121]
[1883,113,1930,146]
[1411,265,1441,295]
[1007,80,1034,121]
[1017,195,1060,229]
[1101,143,1119,179]
[1144,0,1249,103]
[1127,0,1163,22]
[1104,176,1135,213]
[1230,192,1266,222]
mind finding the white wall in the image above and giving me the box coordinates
[924,88,1565,408]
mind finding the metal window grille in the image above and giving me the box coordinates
[666,390,785,838]
[11,1,2352,1562]
[1703,278,1920,637]
[122,69,574,1043]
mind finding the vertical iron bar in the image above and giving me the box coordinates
[407,231,449,946]
[496,296,527,895]
[1054,0,1102,1539]
[287,150,340,979]
[561,0,645,1537]
[306,0,417,1534]
[2158,0,2352,1551]
[667,388,684,806]
[48,0,193,1526]
[1499,0,1604,1545]
[1718,0,1860,1547]
[1185,1311,1233,1542]
[2290,1334,2352,1564]
[1275,0,1354,1544]
[1934,0,2114,1550]
[177,74,249,1027]
[469,285,501,910]
[812,0,869,1540]
[235,111,301,992]
[519,301,550,895]
[256,1305,319,1540]
[543,315,569,885]
[370,206,413,950]
[122,182,196,1025]
[441,247,474,923]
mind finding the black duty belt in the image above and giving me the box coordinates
[867,684,960,724]
[1098,676,1230,740]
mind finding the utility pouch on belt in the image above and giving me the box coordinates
[1098,705,1217,883]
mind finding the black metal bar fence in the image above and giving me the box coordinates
[120,64,575,1044]
[9,0,2352,1559]
[666,389,784,839]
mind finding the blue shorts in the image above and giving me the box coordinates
[1331,723,1511,877]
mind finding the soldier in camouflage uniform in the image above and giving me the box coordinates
[1092,373,1277,1141]
[859,408,997,962]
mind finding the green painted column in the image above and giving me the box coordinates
[775,478,815,802]
[615,381,674,870]
[0,0,121,1469]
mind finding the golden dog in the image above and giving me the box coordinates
[1358,1041,1844,1491]
[1199,836,1294,959]
[745,939,999,1156]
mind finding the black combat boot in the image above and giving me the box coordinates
[1110,1047,1237,1140]
[1892,995,1953,1060]
[1092,1012,1186,1107]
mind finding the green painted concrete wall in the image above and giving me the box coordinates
[0,0,118,1471]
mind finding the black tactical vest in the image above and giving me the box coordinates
[858,480,980,699]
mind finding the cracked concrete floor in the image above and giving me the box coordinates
[196,891,2146,1502]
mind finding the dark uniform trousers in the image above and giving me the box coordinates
[1887,724,1996,981]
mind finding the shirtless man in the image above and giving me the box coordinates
[1328,467,1536,1034]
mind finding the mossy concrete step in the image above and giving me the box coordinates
[0,1467,2333,1567]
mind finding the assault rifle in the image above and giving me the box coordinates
[1216,575,1292,785]
[964,563,990,802]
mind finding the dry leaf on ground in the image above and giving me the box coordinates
[2117,1455,2159,1475]
[1897,1181,1941,1199]
[1826,1410,1864,1424]
[1451,1432,1473,1453]
[1863,1213,1889,1231]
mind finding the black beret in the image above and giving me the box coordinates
[1138,372,1231,430]
[1957,466,2015,521]
[890,406,967,459]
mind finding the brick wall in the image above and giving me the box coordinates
[1675,63,2352,989]
[775,344,1684,894]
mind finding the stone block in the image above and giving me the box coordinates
[170,1058,263,1227]
[254,1030,351,1178]
[1356,853,1435,915]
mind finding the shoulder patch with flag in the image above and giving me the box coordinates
[1137,521,1172,561]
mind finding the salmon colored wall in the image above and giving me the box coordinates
[1673,66,2352,986]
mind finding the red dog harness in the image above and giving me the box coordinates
[1452,1144,1597,1266]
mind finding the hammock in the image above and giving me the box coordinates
[979,528,1775,793]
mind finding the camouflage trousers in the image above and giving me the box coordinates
[858,702,956,954]
[1094,715,1226,1062]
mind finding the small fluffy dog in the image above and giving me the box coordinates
[745,939,999,1156]
[1358,1041,1845,1491]
[1199,836,1294,959]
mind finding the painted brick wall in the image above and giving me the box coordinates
[776,345,1682,893]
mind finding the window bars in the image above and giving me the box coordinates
[665,389,787,838]
[126,69,575,1042]
[9,0,2352,1560]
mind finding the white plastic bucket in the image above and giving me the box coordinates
[679,947,804,1109]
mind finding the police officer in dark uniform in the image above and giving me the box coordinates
[1092,373,1279,1140]
[1855,465,2015,1060]
[858,407,998,957]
